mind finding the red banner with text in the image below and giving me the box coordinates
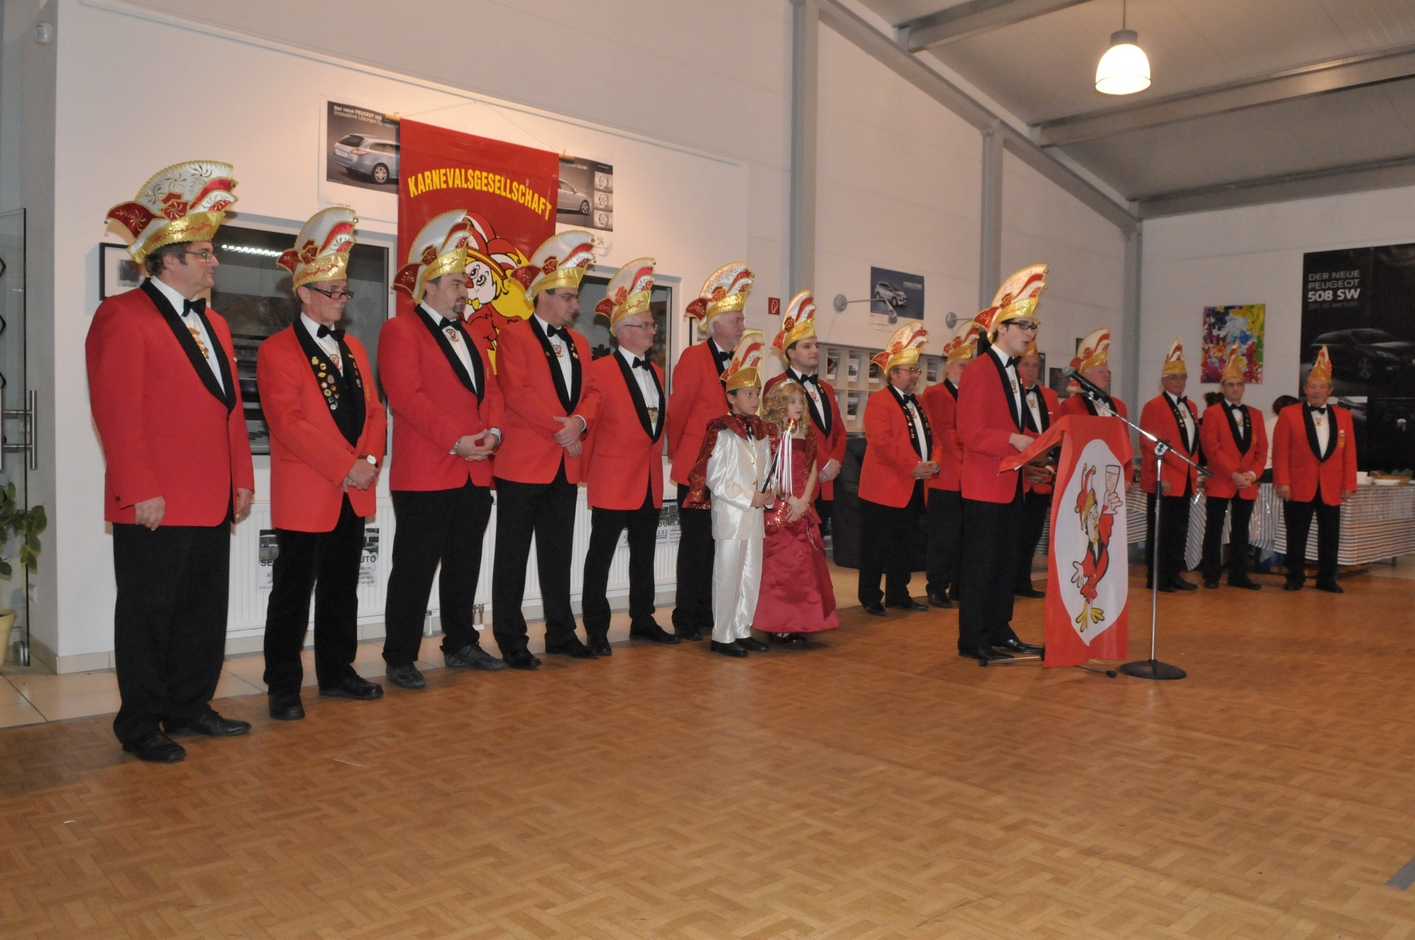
[396,119,558,355]
[1003,416,1134,668]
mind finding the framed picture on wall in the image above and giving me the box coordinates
[99,243,144,300]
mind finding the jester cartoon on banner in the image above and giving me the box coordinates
[395,119,559,359]
[1002,415,1134,668]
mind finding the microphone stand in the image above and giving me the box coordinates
[1071,383,1209,681]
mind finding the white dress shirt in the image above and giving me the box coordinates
[420,304,477,394]
[1025,387,1044,433]
[1312,405,1332,453]
[988,346,1023,426]
[300,312,343,370]
[617,347,660,413]
[151,276,223,391]
[787,368,825,414]
[892,386,930,460]
[1164,390,1196,450]
[535,313,574,391]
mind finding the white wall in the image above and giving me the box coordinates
[1141,185,1415,410]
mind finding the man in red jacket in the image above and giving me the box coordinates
[1056,327,1128,422]
[580,259,679,656]
[764,290,845,536]
[492,232,602,668]
[1273,346,1357,592]
[665,263,751,640]
[1139,339,1202,592]
[1199,345,1267,590]
[856,323,935,616]
[1014,335,1059,597]
[920,316,984,608]
[258,208,387,721]
[88,161,254,762]
[381,211,507,689]
[957,265,1049,661]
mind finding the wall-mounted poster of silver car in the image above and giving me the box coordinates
[868,266,924,324]
[557,156,613,232]
[326,101,400,193]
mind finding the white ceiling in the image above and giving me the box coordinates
[857,0,1415,206]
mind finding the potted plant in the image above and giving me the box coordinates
[0,482,45,664]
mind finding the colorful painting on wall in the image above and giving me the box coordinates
[1201,304,1264,383]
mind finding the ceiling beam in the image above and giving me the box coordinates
[1138,155,1415,218]
[816,0,1139,232]
[898,0,1089,51]
[1039,43,1415,147]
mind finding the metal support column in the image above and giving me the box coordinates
[1121,226,1143,414]
[789,0,819,296]
[979,121,1003,309]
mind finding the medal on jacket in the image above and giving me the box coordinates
[445,326,460,344]
[188,324,210,359]
[553,341,565,358]
[648,406,659,426]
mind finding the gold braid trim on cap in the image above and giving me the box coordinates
[132,211,227,264]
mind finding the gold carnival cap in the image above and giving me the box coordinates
[1073,327,1112,374]
[1309,345,1333,384]
[106,160,238,263]
[872,322,928,374]
[393,209,475,303]
[1220,344,1248,382]
[277,207,358,289]
[941,314,986,363]
[772,290,817,355]
[517,231,596,299]
[686,262,754,328]
[722,329,765,392]
[980,264,1047,337]
[594,258,656,330]
[1161,337,1187,377]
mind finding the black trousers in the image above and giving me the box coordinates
[959,492,1024,652]
[1201,495,1255,584]
[582,486,659,639]
[1014,491,1052,591]
[1146,485,1192,586]
[672,482,714,631]
[263,495,365,695]
[925,489,962,597]
[857,485,924,607]
[1284,497,1341,587]
[112,522,230,745]
[492,465,579,655]
[383,481,493,666]
[816,496,833,540]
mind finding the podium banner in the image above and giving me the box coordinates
[1003,416,1134,667]
[397,119,558,358]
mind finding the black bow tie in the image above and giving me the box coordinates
[317,324,345,341]
[183,298,206,317]
[632,357,650,370]
[1311,406,1328,416]
[794,372,820,386]
[1174,396,1189,405]
[545,325,568,341]
[899,392,917,406]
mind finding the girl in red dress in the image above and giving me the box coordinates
[755,381,840,643]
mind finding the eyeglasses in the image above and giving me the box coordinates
[306,285,356,301]
[548,291,580,302]
[184,249,218,263]
[1007,321,1039,333]
[896,367,921,375]
[620,321,658,331]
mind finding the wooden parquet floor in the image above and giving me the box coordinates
[3,570,1415,939]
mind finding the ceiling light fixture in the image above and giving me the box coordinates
[1095,0,1150,96]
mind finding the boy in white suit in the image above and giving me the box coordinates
[680,331,775,657]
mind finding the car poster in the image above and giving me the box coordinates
[867,266,924,327]
[557,156,613,257]
[326,101,400,194]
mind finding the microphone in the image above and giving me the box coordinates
[1064,367,1109,402]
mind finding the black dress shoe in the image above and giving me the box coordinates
[1316,581,1344,594]
[320,674,384,701]
[711,640,748,657]
[545,637,597,659]
[927,592,953,609]
[1229,579,1262,591]
[959,646,1009,661]
[674,625,704,642]
[994,637,1043,654]
[629,623,682,644]
[504,649,541,670]
[885,598,928,612]
[268,692,305,721]
[772,633,808,645]
[1158,583,1176,593]
[1283,582,1303,592]
[588,634,613,657]
[123,732,186,763]
[385,662,427,689]
[1015,587,1046,598]
[1171,577,1198,592]
[861,602,887,617]
[1203,579,1220,589]
[165,712,251,737]
[737,636,769,653]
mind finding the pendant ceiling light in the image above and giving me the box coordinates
[1095,0,1150,95]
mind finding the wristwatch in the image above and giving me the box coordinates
[361,454,377,467]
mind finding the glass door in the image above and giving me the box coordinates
[0,210,30,668]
